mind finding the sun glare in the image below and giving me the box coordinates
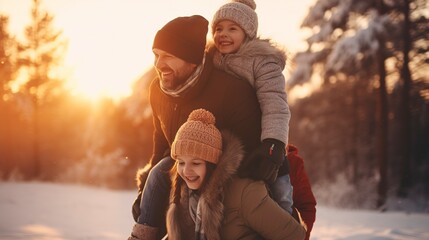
[1,0,314,102]
[66,60,137,102]
[67,79,128,102]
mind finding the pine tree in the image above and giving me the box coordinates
[0,15,18,99]
[287,0,428,207]
[18,0,67,178]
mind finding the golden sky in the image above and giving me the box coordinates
[0,0,314,101]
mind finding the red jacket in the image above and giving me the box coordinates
[288,144,317,240]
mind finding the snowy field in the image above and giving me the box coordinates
[0,182,428,240]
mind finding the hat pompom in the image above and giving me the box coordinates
[188,109,216,125]
[233,0,256,10]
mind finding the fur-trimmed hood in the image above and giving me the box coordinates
[233,38,287,67]
[166,131,245,240]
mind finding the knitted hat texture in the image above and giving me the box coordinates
[211,0,258,39]
[171,109,222,164]
[153,15,208,64]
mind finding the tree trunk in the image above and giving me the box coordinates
[32,95,41,179]
[376,53,389,208]
[351,79,360,184]
[397,0,413,197]
[374,0,389,210]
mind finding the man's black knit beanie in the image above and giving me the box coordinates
[153,15,208,65]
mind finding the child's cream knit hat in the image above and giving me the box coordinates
[211,0,258,39]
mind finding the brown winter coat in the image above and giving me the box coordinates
[208,38,290,145]
[149,53,263,179]
[166,132,306,240]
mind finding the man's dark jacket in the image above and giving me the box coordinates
[149,52,262,178]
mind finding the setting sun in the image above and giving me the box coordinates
[0,0,313,102]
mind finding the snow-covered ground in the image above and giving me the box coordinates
[0,182,428,240]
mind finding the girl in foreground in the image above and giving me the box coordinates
[166,109,305,240]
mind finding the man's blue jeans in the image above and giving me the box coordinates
[137,156,175,226]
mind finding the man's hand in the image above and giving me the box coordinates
[247,138,285,184]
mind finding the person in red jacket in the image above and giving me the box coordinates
[287,144,317,240]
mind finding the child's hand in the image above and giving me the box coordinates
[247,138,286,184]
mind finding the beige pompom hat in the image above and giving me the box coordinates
[171,109,222,164]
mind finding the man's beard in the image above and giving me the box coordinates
[157,68,188,91]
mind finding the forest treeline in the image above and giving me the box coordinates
[0,0,428,210]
